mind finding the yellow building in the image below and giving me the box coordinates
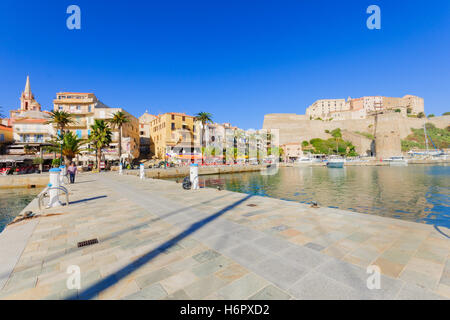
[0,124,13,154]
[149,112,196,160]
[53,92,140,164]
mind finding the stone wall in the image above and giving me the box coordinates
[263,113,449,157]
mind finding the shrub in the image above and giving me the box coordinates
[52,158,61,167]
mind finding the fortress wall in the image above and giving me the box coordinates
[263,113,449,156]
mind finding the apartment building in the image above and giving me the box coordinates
[53,92,140,163]
[149,112,196,160]
[306,99,348,119]
[281,142,304,162]
[306,95,424,120]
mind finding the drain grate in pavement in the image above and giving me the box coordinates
[77,238,99,248]
[247,204,257,207]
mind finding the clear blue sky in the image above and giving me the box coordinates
[1,0,449,129]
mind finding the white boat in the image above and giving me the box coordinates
[384,156,408,166]
[295,157,313,165]
[326,156,345,168]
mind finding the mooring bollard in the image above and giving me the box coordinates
[59,165,66,185]
[48,168,62,208]
[190,163,199,190]
[139,163,145,180]
[119,163,123,175]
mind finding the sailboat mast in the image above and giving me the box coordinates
[423,119,429,153]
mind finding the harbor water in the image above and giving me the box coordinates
[196,165,450,228]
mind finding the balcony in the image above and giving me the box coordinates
[67,119,87,128]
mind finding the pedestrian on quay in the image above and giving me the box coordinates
[68,162,77,184]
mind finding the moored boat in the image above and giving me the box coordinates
[326,156,345,168]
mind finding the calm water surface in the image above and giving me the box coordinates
[195,165,450,228]
[0,188,40,233]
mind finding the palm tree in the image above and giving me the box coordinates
[47,132,85,166]
[108,111,129,164]
[194,112,213,164]
[88,119,112,169]
[47,110,74,134]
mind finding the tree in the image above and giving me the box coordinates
[330,128,342,138]
[24,144,37,155]
[407,107,412,114]
[395,109,401,113]
[443,112,450,116]
[47,132,86,166]
[428,114,435,118]
[88,119,112,169]
[108,111,130,164]
[46,110,74,134]
[417,112,425,118]
[194,112,213,164]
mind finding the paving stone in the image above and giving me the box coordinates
[396,283,446,300]
[123,283,168,300]
[249,285,292,300]
[192,256,230,277]
[164,289,191,300]
[183,274,228,299]
[192,249,221,263]
[217,273,268,299]
[289,272,360,300]
[253,235,293,253]
[249,257,307,291]
[225,244,268,267]
[135,268,172,289]
[280,245,331,269]
[304,242,326,252]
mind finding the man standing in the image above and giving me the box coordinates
[68,162,77,184]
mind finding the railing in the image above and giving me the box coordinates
[38,185,69,210]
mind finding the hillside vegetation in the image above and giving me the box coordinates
[302,128,358,156]
[401,123,450,151]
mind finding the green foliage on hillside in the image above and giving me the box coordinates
[401,123,450,151]
[303,128,358,156]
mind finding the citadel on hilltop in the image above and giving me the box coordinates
[306,95,424,120]
[264,94,448,159]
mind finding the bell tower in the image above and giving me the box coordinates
[20,76,41,112]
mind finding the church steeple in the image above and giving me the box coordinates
[24,75,32,98]
[20,75,41,112]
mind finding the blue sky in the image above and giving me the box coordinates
[0,0,449,129]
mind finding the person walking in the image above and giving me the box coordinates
[68,162,77,184]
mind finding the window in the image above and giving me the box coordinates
[140,131,144,135]
[182,116,185,121]
[88,105,92,112]
[76,130,82,138]
[0,134,4,141]
[171,115,175,120]
[171,123,175,130]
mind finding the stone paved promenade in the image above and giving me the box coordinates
[0,172,449,300]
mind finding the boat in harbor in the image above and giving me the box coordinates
[326,156,345,168]
[295,156,313,166]
[384,156,408,166]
